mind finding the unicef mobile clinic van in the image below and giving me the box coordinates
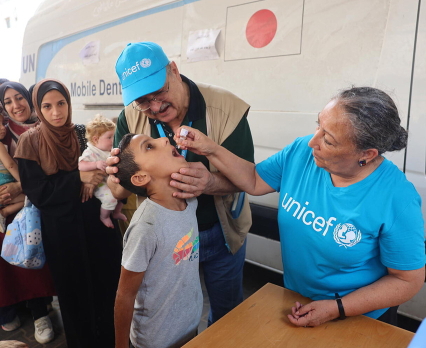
[20,0,426,322]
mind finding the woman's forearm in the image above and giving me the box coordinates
[206,145,260,195]
[203,172,241,196]
[7,164,20,183]
[289,267,425,327]
[0,143,20,182]
[342,267,425,317]
[206,145,257,193]
[174,126,274,196]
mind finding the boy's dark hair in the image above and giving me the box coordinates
[115,133,148,196]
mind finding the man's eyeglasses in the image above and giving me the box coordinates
[132,81,170,112]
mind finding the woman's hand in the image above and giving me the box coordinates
[0,182,22,205]
[287,300,339,327]
[80,183,95,202]
[96,160,107,171]
[174,127,219,157]
[106,148,120,184]
[80,169,105,186]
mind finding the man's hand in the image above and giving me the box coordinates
[96,160,108,171]
[105,148,132,200]
[106,148,120,184]
[170,162,212,198]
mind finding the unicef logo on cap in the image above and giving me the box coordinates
[140,58,151,68]
[333,223,362,248]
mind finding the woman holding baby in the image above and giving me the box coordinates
[14,78,122,347]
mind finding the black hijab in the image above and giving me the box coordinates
[36,81,69,109]
[0,81,33,111]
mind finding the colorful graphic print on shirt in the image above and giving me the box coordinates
[173,228,199,265]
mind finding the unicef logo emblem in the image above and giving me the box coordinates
[140,58,151,68]
[333,223,362,248]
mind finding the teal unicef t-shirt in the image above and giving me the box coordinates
[256,135,425,319]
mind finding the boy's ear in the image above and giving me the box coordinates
[131,172,151,188]
[92,136,98,144]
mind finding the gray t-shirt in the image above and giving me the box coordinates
[122,197,202,348]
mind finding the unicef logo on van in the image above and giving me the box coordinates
[333,223,362,248]
[140,58,151,68]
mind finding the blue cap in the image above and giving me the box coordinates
[115,42,169,106]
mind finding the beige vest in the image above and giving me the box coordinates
[124,82,252,254]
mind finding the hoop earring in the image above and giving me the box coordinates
[359,160,366,167]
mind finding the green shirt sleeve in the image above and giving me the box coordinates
[221,111,255,163]
[113,109,130,148]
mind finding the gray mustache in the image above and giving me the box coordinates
[151,103,170,115]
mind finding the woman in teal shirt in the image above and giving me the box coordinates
[172,86,425,327]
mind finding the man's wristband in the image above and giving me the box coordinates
[335,293,346,320]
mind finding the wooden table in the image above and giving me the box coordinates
[183,283,414,348]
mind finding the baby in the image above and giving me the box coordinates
[0,114,25,232]
[78,114,126,228]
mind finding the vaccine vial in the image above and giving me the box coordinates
[177,128,189,149]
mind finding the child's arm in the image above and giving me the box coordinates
[0,143,20,182]
[78,160,107,172]
[115,266,145,348]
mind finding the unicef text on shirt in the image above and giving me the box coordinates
[281,193,336,236]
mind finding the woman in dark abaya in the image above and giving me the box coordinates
[15,78,122,348]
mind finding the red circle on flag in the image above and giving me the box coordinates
[246,9,277,48]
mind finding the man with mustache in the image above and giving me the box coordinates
[108,42,254,326]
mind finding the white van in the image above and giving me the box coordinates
[21,0,426,322]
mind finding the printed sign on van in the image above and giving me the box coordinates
[79,41,100,65]
[187,29,221,63]
[225,0,304,61]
